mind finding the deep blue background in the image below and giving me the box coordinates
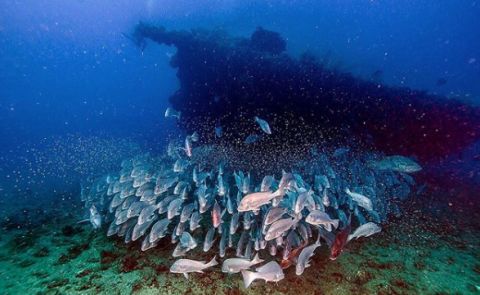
[0,0,479,192]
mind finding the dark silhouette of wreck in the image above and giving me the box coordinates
[131,23,480,162]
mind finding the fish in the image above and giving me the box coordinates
[330,222,351,260]
[242,172,251,194]
[189,211,202,231]
[230,212,240,234]
[244,134,262,144]
[260,175,275,192]
[305,210,340,232]
[264,207,287,234]
[184,136,193,157]
[149,218,170,243]
[219,225,228,257]
[294,189,313,214]
[215,125,223,138]
[254,116,272,134]
[212,200,222,228]
[173,159,190,173]
[295,239,321,275]
[170,256,218,279]
[347,222,381,242]
[238,191,277,212]
[89,204,102,229]
[190,132,199,142]
[180,202,196,223]
[265,216,300,241]
[203,227,216,252]
[217,174,227,196]
[241,261,284,288]
[180,232,197,251]
[132,216,157,241]
[372,155,422,173]
[345,188,373,211]
[138,204,158,225]
[165,107,181,119]
[222,253,264,274]
[280,241,308,269]
[167,198,183,219]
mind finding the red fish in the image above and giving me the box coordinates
[330,223,351,260]
[280,241,308,269]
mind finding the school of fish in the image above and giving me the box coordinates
[80,111,422,288]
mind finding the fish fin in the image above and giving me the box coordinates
[325,223,332,232]
[206,255,218,268]
[77,219,90,224]
[347,234,354,243]
[332,219,340,230]
[183,273,189,280]
[241,270,256,288]
[251,253,264,265]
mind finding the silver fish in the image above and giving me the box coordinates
[184,136,193,157]
[165,107,181,119]
[189,211,202,231]
[180,202,196,223]
[260,175,275,192]
[305,210,339,232]
[149,218,170,243]
[265,216,300,241]
[264,207,287,225]
[138,204,158,225]
[295,240,321,275]
[222,253,264,274]
[242,172,251,194]
[170,256,218,279]
[203,227,216,252]
[180,232,197,251]
[241,261,284,288]
[173,159,189,173]
[132,216,157,241]
[167,198,183,219]
[157,195,176,214]
[219,226,228,257]
[294,189,313,214]
[89,205,102,229]
[347,222,381,242]
[238,191,277,212]
[345,188,373,211]
[230,212,240,235]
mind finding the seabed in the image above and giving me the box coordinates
[1,185,478,295]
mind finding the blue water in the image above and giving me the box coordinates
[1,1,479,146]
[0,2,479,294]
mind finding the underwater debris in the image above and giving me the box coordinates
[131,23,480,161]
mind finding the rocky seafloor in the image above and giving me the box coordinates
[1,178,478,295]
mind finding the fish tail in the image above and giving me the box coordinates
[241,269,257,288]
[206,255,218,268]
[251,253,264,264]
